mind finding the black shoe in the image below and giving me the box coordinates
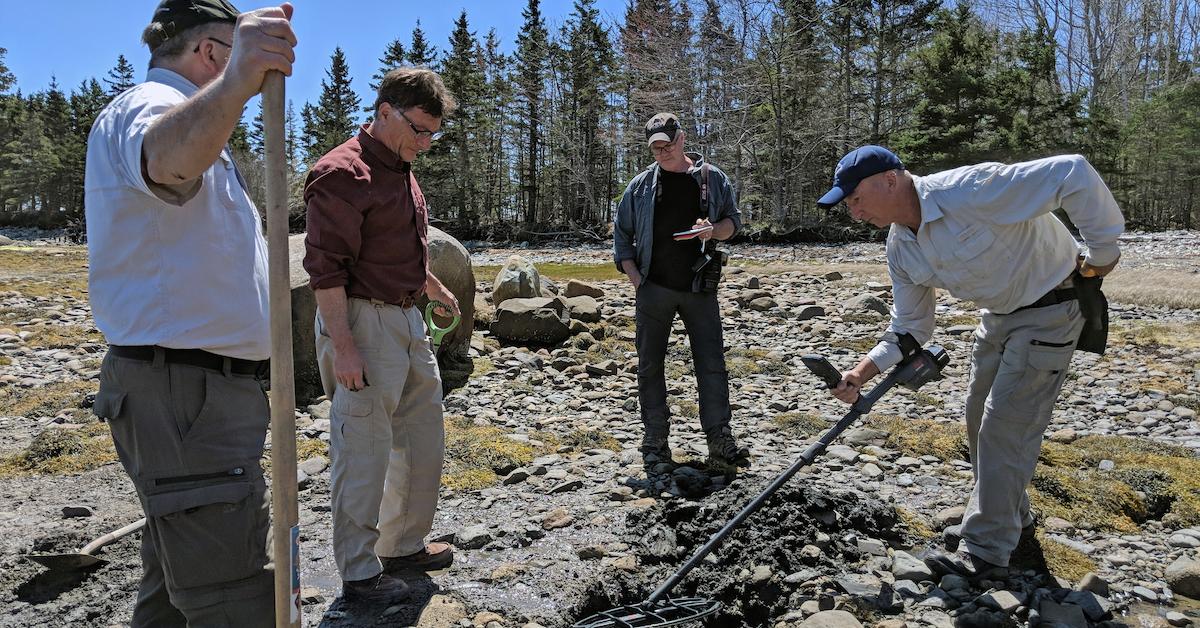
[640,433,676,475]
[343,572,411,604]
[943,520,1036,551]
[925,549,1008,580]
[706,429,750,467]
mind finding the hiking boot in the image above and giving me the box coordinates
[705,428,750,467]
[383,542,454,573]
[943,520,1036,551]
[924,548,1008,580]
[641,437,676,476]
[343,572,411,604]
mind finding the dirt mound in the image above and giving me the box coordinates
[572,478,908,627]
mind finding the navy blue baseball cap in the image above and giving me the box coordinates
[817,145,904,208]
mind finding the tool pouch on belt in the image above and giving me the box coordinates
[1072,273,1109,355]
[691,240,727,293]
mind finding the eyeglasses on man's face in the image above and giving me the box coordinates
[651,135,679,154]
[193,37,232,54]
[394,107,444,142]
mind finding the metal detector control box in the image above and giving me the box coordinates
[898,345,949,391]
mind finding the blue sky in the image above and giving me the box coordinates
[1,0,627,113]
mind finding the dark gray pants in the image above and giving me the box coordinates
[635,280,731,440]
[95,350,274,627]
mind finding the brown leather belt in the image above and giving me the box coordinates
[354,295,417,308]
[108,345,268,377]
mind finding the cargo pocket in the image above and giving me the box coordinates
[92,390,126,421]
[145,482,264,591]
[994,341,1074,420]
[334,394,375,447]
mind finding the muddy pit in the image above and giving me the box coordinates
[571,479,910,627]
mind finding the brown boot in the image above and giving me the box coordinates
[382,542,454,573]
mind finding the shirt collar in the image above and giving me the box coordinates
[146,67,200,97]
[357,125,411,173]
[910,174,945,224]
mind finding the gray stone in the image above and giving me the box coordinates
[939,574,969,592]
[564,280,604,299]
[976,590,1024,613]
[1131,586,1158,602]
[795,305,827,320]
[1166,612,1192,627]
[892,550,934,581]
[61,506,93,518]
[1038,600,1088,628]
[799,610,863,628]
[493,255,542,306]
[1166,555,1200,599]
[298,456,328,475]
[844,294,890,316]
[934,506,965,529]
[1064,589,1113,620]
[455,525,493,550]
[1076,572,1110,597]
[490,297,572,345]
[564,295,601,323]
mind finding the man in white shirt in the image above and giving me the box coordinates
[818,146,1124,579]
[84,1,296,624]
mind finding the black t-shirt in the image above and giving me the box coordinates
[648,169,705,292]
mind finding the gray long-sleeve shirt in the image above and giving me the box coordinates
[866,154,1125,372]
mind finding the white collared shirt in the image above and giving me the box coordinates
[866,155,1124,372]
[84,68,270,360]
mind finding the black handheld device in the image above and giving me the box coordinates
[801,354,843,389]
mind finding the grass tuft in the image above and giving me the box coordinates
[773,411,827,437]
[559,428,621,452]
[0,423,117,477]
[1,380,97,418]
[441,414,549,491]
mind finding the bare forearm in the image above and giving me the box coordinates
[314,287,355,352]
[711,217,735,241]
[143,76,249,186]
[851,356,880,381]
[621,259,640,276]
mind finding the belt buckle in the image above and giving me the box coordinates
[369,298,386,308]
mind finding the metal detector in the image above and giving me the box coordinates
[572,346,950,628]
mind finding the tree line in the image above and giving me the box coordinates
[1,0,1197,241]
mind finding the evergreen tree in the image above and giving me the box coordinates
[433,11,487,229]
[480,30,513,225]
[372,38,407,91]
[104,55,136,97]
[563,0,614,224]
[306,47,361,161]
[514,0,548,225]
[408,21,438,67]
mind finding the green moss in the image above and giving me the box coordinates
[559,428,621,452]
[726,347,790,378]
[441,414,548,490]
[909,391,945,408]
[0,423,117,477]
[296,437,329,461]
[865,416,968,462]
[676,400,699,419]
[830,337,878,353]
[773,411,827,437]
[474,262,622,284]
[896,507,936,540]
[1,380,97,418]
[472,357,496,377]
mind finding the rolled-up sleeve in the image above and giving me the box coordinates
[304,167,365,290]
[714,166,742,237]
[114,87,203,206]
[867,258,936,373]
[972,155,1124,266]
[613,183,637,272]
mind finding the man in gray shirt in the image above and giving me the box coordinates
[818,146,1123,578]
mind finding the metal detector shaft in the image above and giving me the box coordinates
[644,365,909,604]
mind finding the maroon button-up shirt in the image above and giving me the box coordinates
[303,125,429,304]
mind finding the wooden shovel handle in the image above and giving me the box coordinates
[79,517,146,555]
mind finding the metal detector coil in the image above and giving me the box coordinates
[572,598,721,628]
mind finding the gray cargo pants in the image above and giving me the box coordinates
[95,350,274,627]
[959,299,1083,566]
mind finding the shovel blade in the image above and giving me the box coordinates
[24,553,107,571]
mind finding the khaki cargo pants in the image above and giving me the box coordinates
[316,298,445,581]
[95,350,274,628]
[959,299,1083,566]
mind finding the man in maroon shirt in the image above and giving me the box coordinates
[303,67,459,604]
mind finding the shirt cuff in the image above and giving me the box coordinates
[866,341,903,374]
[1083,242,1120,268]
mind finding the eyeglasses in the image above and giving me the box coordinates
[193,37,232,54]
[395,107,444,141]
[651,135,679,154]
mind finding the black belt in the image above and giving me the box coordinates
[1010,286,1077,314]
[108,345,269,377]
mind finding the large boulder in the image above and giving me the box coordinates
[288,226,477,402]
[490,296,571,345]
[492,255,542,306]
[564,295,601,323]
[1166,555,1200,599]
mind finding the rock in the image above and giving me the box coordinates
[490,297,571,345]
[564,295,601,323]
[1131,586,1159,602]
[577,545,607,559]
[298,456,328,475]
[1169,534,1200,548]
[845,294,890,316]
[1038,600,1088,628]
[977,590,1024,613]
[933,506,965,529]
[455,525,493,550]
[502,468,530,485]
[939,574,969,592]
[800,610,863,628]
[564,280,604,299]
[0,234,13,246]
[891,551,933,581]
[1049,428,1078,443]
[824,271,843,281]
[1166,612,1192,627]
[1076,572,1110,597]
[492,255,542,306]
[300,586,325,604]
[61,506,92,518]
[1166,554,1200,600]
[541,508,574,530]
[1064,590,1113,621]
[795,305,826,320]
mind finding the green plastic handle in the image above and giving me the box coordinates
[424,300,461,350]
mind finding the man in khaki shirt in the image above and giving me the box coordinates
[818,146,1123,579]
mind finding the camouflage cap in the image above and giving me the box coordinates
[151,0,240,40]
